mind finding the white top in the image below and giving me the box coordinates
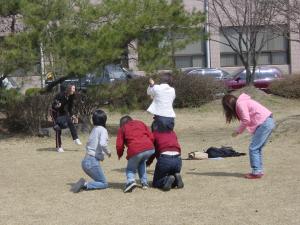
[86,126,110,161]
[147,84,176,118]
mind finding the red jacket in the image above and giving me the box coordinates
[147,131,181,166]
[116,120,154,160]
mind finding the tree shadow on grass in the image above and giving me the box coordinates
[186,171,244,178]
[36,147,79,152]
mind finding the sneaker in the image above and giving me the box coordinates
[162,175,175,191]
[71,178,86,193]
[244,173,263,179]
[141,183,149,190]
[74,139,82,145]
[57,147,64,152]
[124,181,137,193]
[174,173,184,189]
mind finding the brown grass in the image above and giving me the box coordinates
[0,91,300,225]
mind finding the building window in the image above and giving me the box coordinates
[220,27,289,67]
[174,40,206,68]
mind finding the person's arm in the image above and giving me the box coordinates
[147,78,159,97]
[116,128,125,159]
[52,94,62,109]
[99,128,111,157]
[235,102,250,134]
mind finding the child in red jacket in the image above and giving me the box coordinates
[147,130,184,191]
[116,116,155,193]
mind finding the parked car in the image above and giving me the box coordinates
[224,66,283,91]
[46,64,136,91]
[182,67,231,80]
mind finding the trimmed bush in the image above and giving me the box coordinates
[270,74,300,99]
[173,74,226,108]
[25,88,41,96]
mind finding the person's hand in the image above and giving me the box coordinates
[231,131,239,137]
[149,78,155,86]
[71,115,78,124]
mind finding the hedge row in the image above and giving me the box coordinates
[0,74,225,134]
[270,74,300,99]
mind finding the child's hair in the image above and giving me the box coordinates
[159,72,173,86]
[119,115,133,127]
[222,94,238,123]
[92,109,107,127]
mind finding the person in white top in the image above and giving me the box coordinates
[147,73,176,131]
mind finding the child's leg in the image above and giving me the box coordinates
[82,156,108,190]
[152,156,174,188]
[249,117,275,174]
[137,149,155,185]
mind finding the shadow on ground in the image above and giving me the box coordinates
[186,171,244,178]
[111,168,155,175]
[36,147,79,152]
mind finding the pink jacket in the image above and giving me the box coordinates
[236,93,272,134]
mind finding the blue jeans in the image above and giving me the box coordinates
[126,149,155,185]
[152,154,182,188]
[151,115,175,132]
[249,117,275,174]
[82,155,108,190]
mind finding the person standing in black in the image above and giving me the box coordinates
[50,84,82,152]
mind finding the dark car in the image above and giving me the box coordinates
[182,67,231,80]
[89,64,134,85]
[46,64,136,91]
[224,66,283,91]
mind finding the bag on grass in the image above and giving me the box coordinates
[205,146,246,158]
[188,151,208,160]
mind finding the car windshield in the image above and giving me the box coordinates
[105,64,127,79]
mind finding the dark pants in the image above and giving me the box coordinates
[50,109,78,148]
[152,154,182,189]
[151,115,175,132]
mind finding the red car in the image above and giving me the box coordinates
[224,66,283,91]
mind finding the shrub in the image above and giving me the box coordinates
[270,74,300,99]
[173,74,226,108]
[25,88,41,96]
[1,90,54,134]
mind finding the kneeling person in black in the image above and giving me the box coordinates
[147,129,183,191]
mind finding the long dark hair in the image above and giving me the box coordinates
[222,94,238,123]
[92,109,107,127]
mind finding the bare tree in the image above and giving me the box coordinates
[273,0,300,43]
[207,0,279,85]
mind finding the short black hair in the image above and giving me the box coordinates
[160,72,173,86]
[92,109,107,127]
[119,115,133,127]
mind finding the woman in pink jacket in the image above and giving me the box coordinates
[222,93,275,179]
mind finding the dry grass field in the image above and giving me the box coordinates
[0,89,300,225]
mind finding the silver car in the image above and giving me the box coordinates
[182,67,231,80]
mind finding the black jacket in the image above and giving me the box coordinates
[52,92,75,116]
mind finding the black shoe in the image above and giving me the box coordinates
[124,181,137,193]
[141,183,149,190]
[162,175,175,191]
[71,178,86,193]
[174,173,184,189]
